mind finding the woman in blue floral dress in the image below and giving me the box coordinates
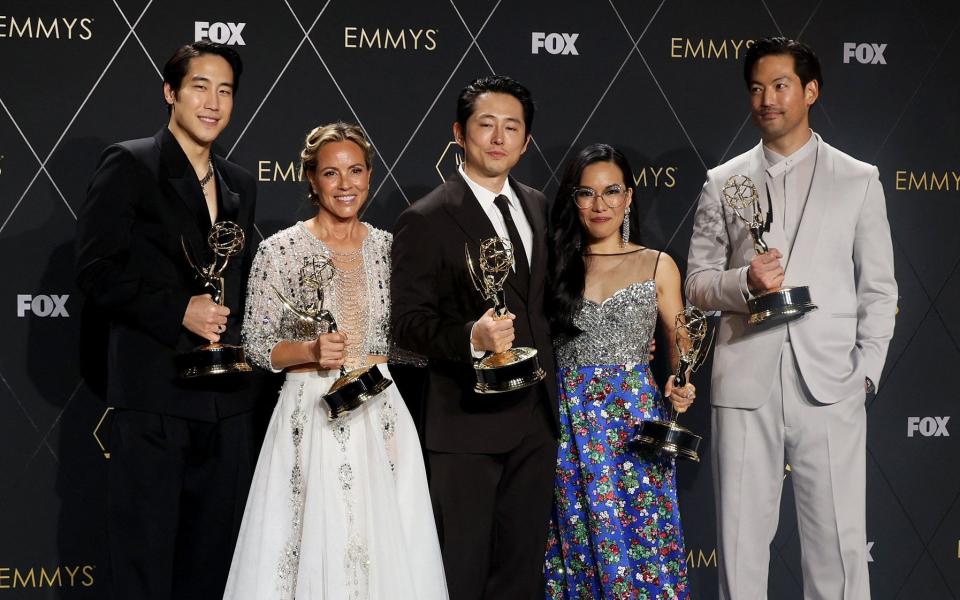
[544,143,696,599]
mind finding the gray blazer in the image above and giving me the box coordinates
[685,134,897,408]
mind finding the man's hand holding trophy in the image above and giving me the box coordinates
[465,237,545,393]
[722,174,817,326]
[175,221,253,378]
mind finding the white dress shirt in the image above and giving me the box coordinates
[762,130,819,254]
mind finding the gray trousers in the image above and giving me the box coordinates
[712,341,870,600]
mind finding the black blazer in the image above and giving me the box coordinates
[75,128,258,421]
[391,173,558,453]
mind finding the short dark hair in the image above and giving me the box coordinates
[743,37,823,91]
[456,75,535,134]
[162,41,243,111]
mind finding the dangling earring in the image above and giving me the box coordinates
[620,205,631,248]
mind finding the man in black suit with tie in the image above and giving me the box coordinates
[392,75,558,600]
[75,41,258,600]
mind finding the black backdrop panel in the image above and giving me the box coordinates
[1,0,958,597]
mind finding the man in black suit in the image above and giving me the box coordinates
[392,75,558,600]
[75,41,258,600]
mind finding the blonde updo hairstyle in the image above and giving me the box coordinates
[300,121,374,204]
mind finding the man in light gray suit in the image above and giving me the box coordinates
[685,37,897,599]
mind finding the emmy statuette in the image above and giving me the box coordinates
[723,174,817,326]
[465,237,545,394]
[271,255,392,420]
[175,221,253,378]
[632,306,709,462]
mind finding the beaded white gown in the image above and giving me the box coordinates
[223,222,447,600]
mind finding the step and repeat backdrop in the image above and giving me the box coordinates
[1,0,958,597]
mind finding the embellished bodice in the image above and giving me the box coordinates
[554,279,658,369]
[242,222,392,372]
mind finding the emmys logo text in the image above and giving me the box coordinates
[843,42,887,65]
[670,38,753,60]
[16,294,69,318]
[685,547,717,568]
[894,170,960,191]
[907,416,950,437]
[0,565,94,589]
[0,16,93,40]
[531,32,579,55]
[343,27,438,51]
[634,166,678,189]
[257,160,304,183]
[195,21,246,45]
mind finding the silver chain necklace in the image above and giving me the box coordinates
[199,159,214,191]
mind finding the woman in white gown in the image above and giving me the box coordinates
[223,122,448,600]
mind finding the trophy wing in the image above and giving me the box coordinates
[270,284,319,323]
[181,236,201,276]
[465,243,484,294]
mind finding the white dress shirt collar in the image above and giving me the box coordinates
[458,164,519,209]
[763,129,819,177]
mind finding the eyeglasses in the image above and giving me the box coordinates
[572,184,627,209]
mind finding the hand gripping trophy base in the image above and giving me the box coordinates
[270,257,393,420]
[722,174,818,326]
[465,240,545,395]
[632,307,709,462]
[177,223,253,379]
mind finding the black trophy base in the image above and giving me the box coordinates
[473,346,546,394]
[323,365,393,420]
[176,343,253,379]
[632,419,702,462]
[748,285,817,326]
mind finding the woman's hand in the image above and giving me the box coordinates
[664,377,696,414]
[309,332,347,370]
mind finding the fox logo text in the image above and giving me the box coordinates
[907,416,949,437]
[843,43,886,64]
[531,32,578,55]
[17,295,70,318]
[195,21,245,45]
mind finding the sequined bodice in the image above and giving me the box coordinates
[242,222,392,372]
[554,279,658,369]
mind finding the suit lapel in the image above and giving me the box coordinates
[157,128,212,239]
[443,173,499,248]
[215,159,241,224]
[784,135,833,283]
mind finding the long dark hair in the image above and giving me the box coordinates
[547,143,641,335]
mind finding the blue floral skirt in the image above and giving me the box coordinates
[544,363,689,600]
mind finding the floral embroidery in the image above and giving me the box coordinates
[545,363,688,600]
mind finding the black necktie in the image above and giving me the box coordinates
[493,194,531,289]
